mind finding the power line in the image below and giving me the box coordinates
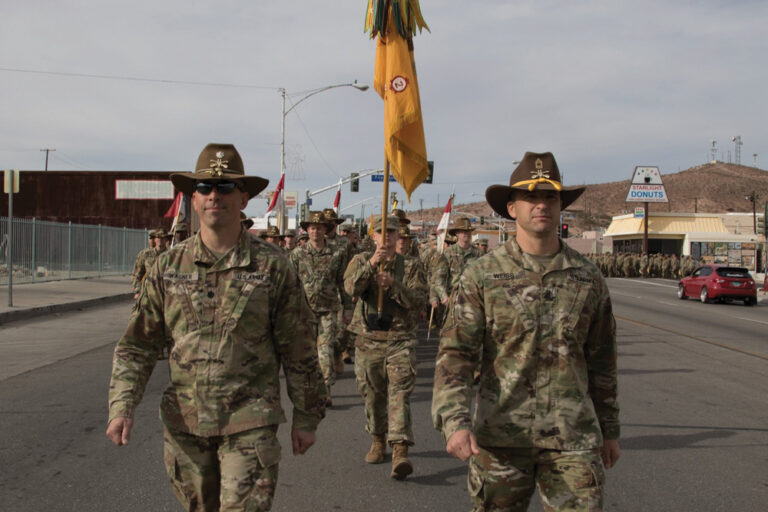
[0,66,279,90]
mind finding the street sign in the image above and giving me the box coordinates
[3,169,20,193]
[371,174,396,182]
[634,207,645,218]
[625,166,668,203]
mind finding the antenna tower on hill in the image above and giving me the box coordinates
[731,136,743,165]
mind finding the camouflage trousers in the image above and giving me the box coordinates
[468,446,605,512]
[354,335,417,445]
[316,311,339,387]
[337,308,355,354]
[163,425,281,512]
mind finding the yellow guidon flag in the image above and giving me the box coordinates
[365,0,430,201]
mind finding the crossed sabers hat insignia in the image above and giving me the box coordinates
[205,151,229,177]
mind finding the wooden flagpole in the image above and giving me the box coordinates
[378,156,391,316]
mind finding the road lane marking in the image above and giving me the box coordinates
[733,316,768,326]
[615,314,768,362]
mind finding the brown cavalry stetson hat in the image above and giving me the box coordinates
[239,212,254,230]
[300,211,329,231]
[322,208,345,226]
[485,151,585,220]
[448,216,476,236]
[170,143,269,197]
[392,209,411,225]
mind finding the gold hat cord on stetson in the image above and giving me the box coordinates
[511,172,563,192]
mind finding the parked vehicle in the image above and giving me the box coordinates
[677,264,757,305]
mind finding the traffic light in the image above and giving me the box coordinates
[425,161,434,184]
[480,216,485,225]
[759,215,766,237]
[301,202,310,221]
[350,172,359,192]
[561,223,569,238]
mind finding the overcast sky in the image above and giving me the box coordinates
[1,1,766,218]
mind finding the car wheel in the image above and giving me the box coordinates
[677,284,686,300]
[700,287,709,304]
[744,296,755,306]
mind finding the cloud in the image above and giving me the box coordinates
[1,0,766,216]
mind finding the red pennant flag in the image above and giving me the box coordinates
[265,174,285,215]
[435,195,453,252]
[333,182,341,213]
[164,192,182,218]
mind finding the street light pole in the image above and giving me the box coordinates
[278,81,369,233]
[40,148,56,171]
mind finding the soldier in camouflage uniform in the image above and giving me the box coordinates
[443,216,483,292]
[339,224,361,363]
[344,215,428,480]
[107,143,325,512]
[420,234,450,331]
[432,152,620,511]
[289,211,350,405]
[260,225,284,247]
[131,229,158,296]
[322,208,355,373]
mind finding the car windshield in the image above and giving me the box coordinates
[715,267,750,278]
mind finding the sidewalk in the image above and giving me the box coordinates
[0,275,134,325]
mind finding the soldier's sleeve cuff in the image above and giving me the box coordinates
[442,421,473,444]
[108,402,136,423]
[601,423,620,440]
[291,411,321,433]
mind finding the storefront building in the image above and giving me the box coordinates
[605,212,765,272]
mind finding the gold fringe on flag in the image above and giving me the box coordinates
[365,0,429,39]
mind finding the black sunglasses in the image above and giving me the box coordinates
[194,181,244,195]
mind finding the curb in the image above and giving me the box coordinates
[0,293,134,326]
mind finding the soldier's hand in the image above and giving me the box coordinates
[291,429,316,455]
[441,296,450,306]
[369,246,389,267]
[375,272,394,290]
[106,417,134,446]
[446,429,480,462]
[601,439,620,469]
[431,300,439,309]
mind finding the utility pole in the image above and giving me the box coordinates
[40,148,56,171]
[746,192,758,234]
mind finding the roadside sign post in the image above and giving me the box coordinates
[625,166,668,258]
[4,169,20,307]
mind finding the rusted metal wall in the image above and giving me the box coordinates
[0,171,180,229]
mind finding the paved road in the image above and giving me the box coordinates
[1,279,767,511]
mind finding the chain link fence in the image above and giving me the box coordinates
[0,217,148,284]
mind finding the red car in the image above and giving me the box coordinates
[677,264,757,306]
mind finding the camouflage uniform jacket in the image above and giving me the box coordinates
[420,246,450,303]
[432,237,620,450]
[131,247,157,293]
[443,243,483,291]
[327,234,355,270]
[344,252,428,341]
[109,229,325,436]
[289,242,350,313]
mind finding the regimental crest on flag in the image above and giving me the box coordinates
[390,76,408,93]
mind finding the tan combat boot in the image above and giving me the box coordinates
[390,443,413,480]
[365,434,386,464]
